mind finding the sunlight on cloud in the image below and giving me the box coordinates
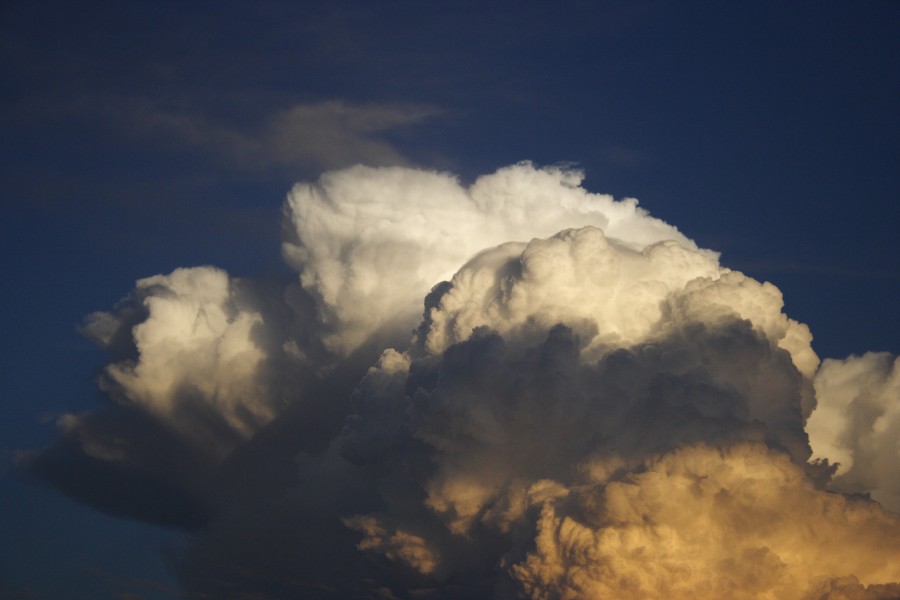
[514,443,900,600]
[282,162,698,355]
[82,267,272,457]
[32,163,899,598]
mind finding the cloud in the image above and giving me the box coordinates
[807,352,900,512]
[80,267,291,456]
[27,163,900,597]
[413,227,815,376]
[110,98,440,173]
[31,267,340,528]
[513,443,900,600]
[266,102,440,170]
[13,95,440,176]
[282,161,699,355]
[338,224,839,592]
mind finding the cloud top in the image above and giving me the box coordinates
[282,161,701,355]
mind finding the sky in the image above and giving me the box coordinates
[1,2,898,599]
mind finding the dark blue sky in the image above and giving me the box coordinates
[2,1,897,597]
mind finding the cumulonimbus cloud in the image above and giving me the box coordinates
[27,163,899,598]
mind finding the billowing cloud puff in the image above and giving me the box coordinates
[415,226,817,381]
[341,223,836,589]
[30,267,332,528]
[281,162,700,355]
[513,443,900,600]
[807,352,900,512]
[94,98,441,174]
[80,267,278,456]
[27,163,900,597]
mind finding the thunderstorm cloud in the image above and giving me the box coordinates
[28,163,900,598]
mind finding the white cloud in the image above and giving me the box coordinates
[282,162,700,355]
[808,352,900,512]
[416,226,816,380]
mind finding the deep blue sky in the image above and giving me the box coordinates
[1,1,897,597]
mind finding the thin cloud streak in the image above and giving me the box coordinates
[78,97,442,173]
